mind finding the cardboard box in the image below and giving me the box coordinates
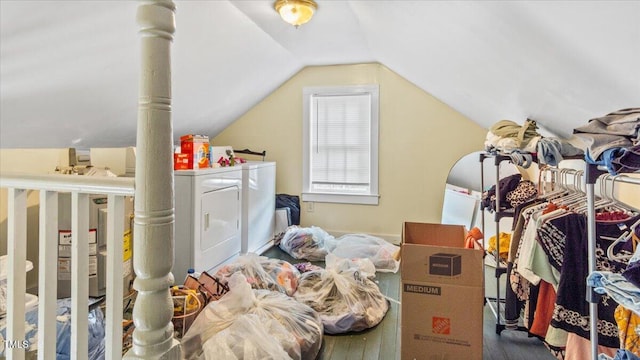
[174,153,190,170]
[401,222,484,360]
[180,134,210,169]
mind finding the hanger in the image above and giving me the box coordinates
[544,168,573,201]
[606,218,640,261]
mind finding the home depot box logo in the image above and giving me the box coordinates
[429,253,462,276]
[432,316,451,335]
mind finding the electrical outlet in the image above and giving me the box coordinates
[307,202,314,212]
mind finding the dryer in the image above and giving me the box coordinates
[174,166,242,282]
[241,161,276,254]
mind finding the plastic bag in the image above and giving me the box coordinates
[330,234,400,273]
[0,298,105,360]
[182,273,323,360]
[215,253,300,296]
[200,314,295,360]
[279,226,337,261]
[293,254,389,334]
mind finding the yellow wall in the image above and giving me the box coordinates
[213,63,487,239]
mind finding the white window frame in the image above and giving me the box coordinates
[302,84,380,205]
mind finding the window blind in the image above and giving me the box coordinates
[311,93,371,192]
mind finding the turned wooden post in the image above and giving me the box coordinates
[125,0,180,358]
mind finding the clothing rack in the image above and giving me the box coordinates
[541,165,597,357]
[479,152,532,334]
[586,167,640,360]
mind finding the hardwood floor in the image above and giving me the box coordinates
[262,246,555,360]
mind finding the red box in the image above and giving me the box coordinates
[174,153,190,170]
[180,134,210,169]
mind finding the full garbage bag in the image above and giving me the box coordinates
[182,273,323,360]
[293,254,389,334]
[200,314,295,360]
[279,226,337,261]
[331,234,400,273]
[215,253,300,296]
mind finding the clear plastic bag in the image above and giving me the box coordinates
[201,314,295,360]
[279,226,337,261]
[182,273,323,360]
[331,234,401,273]
[215,253,300,296]
[293,254,389,334]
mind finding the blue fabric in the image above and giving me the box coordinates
[607,349,640,360]
[537,137,583,166]
[0,298,106,359]
[585,147,626,175]
[587,271,640,315]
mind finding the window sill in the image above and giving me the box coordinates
[301,192,379,205]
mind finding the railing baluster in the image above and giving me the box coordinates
[71,192,89,360]
[37,190,58,359]
[7,188,27,360]
[106,195,125,359]
[2,173,134,360]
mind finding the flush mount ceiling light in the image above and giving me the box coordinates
[274,0,317,28]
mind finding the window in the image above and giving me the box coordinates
[302,85,379,205]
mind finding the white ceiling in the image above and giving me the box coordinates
[1,0,639,149]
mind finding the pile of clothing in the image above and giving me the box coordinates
[484,119,585,167]
[574,108,640,175]
[481,173,538,213]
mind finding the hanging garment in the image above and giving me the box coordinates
[551,213,639,348]
[614,305,640,356]
[488,232,511,261]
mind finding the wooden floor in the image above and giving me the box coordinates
[262,246,556,360]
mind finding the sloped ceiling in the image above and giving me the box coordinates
[1,0,638,149]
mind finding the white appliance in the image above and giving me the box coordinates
[241,161,276,254]
[174,167,243,281]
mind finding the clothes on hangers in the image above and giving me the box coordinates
[551,213,639,349]
[622,227,640,287]
[614,305,640,356]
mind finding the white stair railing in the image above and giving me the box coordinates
[1,172,135,360]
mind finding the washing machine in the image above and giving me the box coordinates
[241,161,276,255]
[173,166,243,282]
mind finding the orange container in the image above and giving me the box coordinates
[174,153,190,170]
[180,134,210,169]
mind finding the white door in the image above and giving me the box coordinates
[196,185,241,272]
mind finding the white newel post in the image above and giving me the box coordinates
[125,0,180,359]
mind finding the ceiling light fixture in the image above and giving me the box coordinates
[274,0,317,28]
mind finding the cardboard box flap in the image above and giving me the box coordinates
[403,222,466,248]
[401,222,484,286]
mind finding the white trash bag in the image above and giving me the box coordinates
[182,273,323,360]
[331,234,400,273]
[294,254,389,334]
[279,226,337,261]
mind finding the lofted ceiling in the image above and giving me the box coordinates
[1,0,639,149]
